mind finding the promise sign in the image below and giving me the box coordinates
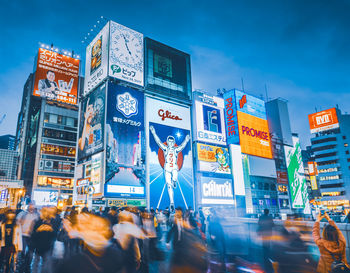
[223,90,240,145]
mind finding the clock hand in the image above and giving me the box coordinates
[122,34,132,55]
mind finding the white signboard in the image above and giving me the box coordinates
[194,97,226,145]
[229,144,245,196]
[109,21,144,86]
[84,22,110,96]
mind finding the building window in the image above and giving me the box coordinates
[66,117,74,127]
[49,114,58,124]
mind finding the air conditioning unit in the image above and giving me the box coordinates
[45,161,53,169]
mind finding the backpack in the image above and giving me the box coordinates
[328,251,350,273]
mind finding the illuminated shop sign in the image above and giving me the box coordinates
[200,176,234,205]
[223,90,239,145]
[319,175,340,181]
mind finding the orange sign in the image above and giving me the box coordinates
[33,48,80,105]
[308,161,318,176]
[237,111,272,159]
[308,108,339,133]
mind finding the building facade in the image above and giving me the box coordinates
[0,135,16,151]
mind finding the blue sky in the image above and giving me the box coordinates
[1,0,350,147]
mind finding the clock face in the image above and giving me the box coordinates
[110,26,143,70]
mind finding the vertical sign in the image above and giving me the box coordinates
[223,90,240,145]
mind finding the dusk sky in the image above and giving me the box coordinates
[1,0,350,148]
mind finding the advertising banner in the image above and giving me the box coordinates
[308,108,339,133]
[277,171,288,184]
[146,97,193,211]
[33,190,58,206]
[237,111,272,159]
[284,137,310,210]
[33,48,80,104]
[91,153,103,196]
[194,94,226,145]
[84,22,109,95]
[200,176,234,205]
[78,83,106,160]
[223,90,240,145]
[105,82,145,198]
[109,21,144,86]
[235,90,267,119]
[197,143,230,174]
[310,175,318,190]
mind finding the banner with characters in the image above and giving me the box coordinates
[197,143,231,174]
[146,97,193,211]
[105,82,145,198]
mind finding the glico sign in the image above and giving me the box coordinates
[223,90,240,145]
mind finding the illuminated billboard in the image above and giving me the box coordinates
[284,136,310,210]
[105,82,145,198]
[78,83,106,160]
[237,111,272,159]
[33,48,80,104]
[33,190,58,206]
[310,176,318,190]
[109,21,144,86]
[84,22,109,95]
[91,152,103,196]
[146,97,193,211]
[197,143,230,174]
[194,93,226,145]
[200,176,234,205]
[223,90,240,145]
[308,108,339,133]
[235,90,267,119]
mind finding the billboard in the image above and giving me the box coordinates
[109,21,144,86]
[229,144,245,196]
[194,94,226,145]
[237,111,272,159]
[33,48,80,104]
[197,143,230,174]
[308,108,339,133]
[235,90,267,119]
[84,22,109,95]
[78,83,106,160]
[310,176,318,190]
[33,190,58,206]
[223,90,240,145]
[91,152,103,196]
[200,176,234,205]
[284,137,310,210]
[146,97,193,211]
[105,82,145,198]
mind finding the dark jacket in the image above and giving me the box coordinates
[31,219,55,255]
[257,214,274,235]
[55,246,124,273]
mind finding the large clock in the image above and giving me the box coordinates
[109,22,143,73]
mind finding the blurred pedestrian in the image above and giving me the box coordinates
[208,210,226,272]
[257,208,274,271]
[107,206,118,226]
[55,213,124,273]
[112,210,146,273]
[16,203,39,272]
[313,212,350,273]
[31,207,56,273]
[0,209,22,273]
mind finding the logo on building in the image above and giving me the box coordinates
[158,109,182,121]
[116,92,138,118]
[239,95,247,109]
[203,105,222,133]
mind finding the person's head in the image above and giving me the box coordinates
[5,210,16,221]
[118,211,134,223]
[81,207,89,213]
[175,208,183,220]
[46,70,55,81]
[264,209,269,215]
[166,136,175,148]
[28,203,35,213]
[323,224,339,243]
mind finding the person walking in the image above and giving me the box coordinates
[313,212,350,273]
[257,208,274,271]
[16,203,39,272]
[0,210,22,273]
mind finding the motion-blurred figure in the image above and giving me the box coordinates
[257,208,274,271]
[313,212,350,273]
[113,210,146,273]
[0,210,22,273]
[55,213,124,273]
[167,208,208,273]
[208,210,226,272]
[16,203,38,272]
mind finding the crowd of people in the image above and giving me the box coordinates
[0,204,348,273]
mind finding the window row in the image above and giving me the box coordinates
[44,113,77,127]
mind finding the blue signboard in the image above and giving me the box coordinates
[149,122,193,211]
[203,104,222,133]
[223,90,240,145]
[235,90,267,120]
[105,82,145,198]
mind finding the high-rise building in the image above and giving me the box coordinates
[308,107,350,211]
[16,46,82,207]
[0,135,16,150]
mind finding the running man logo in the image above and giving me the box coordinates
[239,95,247,109]
[203,105,222,133]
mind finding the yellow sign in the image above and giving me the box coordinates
[310,176,318,190]
[197,143,228,162]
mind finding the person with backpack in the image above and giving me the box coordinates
[313,212,350,273]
